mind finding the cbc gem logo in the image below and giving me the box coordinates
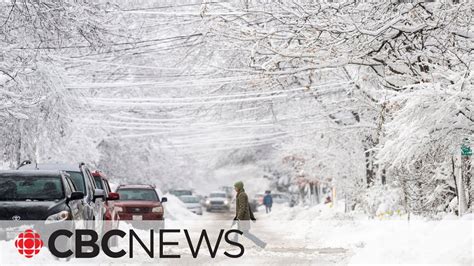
[14,229,44,258]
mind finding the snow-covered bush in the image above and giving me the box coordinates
[361,184,404,218]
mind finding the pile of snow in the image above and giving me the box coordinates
[349,218,472,264]
[361,184,404,217]
[258,201,472,265]
[258,201,354,221]
[162,193,199,221]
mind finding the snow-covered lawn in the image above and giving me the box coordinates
[257,202,473,265]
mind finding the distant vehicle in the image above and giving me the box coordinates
[0,170,85,222]
[179,195,203,215]
[205,191,230,212]
[272,193,292,206]
[252,193,265,205]
[218,186,234,198]
[115,184,167,229]
[250,192,293,210]
[168,189,193,197]
[194,194,205,206]
[18,161,107,228]
[91,170,120,242]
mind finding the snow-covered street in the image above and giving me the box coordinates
[1,198,472,265]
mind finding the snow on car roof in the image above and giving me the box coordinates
[117,184,155,189]
[19,163,81,172]
[210,191,227,194]
[0,170,63,177]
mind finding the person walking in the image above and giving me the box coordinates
[263,190,273,213]
[232,181,267,249]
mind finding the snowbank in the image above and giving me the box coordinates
[258,201,473,265]
[162,193,200,221]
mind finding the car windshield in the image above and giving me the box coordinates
[181,196,199,203]
[117,189,159,201]
[66,171,85,193]
[0,176,64,201]
[170,190,192,197]
[210,193,226,198]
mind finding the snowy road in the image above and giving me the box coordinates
[160,210,352,265]
[1,208,471,265]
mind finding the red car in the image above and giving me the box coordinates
[91,171,120,231]
[114,184,167,228]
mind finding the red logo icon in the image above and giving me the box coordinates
[15,229,43,258]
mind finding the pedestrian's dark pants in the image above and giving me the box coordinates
[233,229,267,248]
[265,205,272,213]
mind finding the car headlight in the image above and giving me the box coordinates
[115,207,123,212]
[152,206,163,213]
[205,200,210,204]
[224,200,229,205]
[45,211,69,224]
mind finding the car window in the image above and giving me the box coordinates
[66,171,86,193]
[180,196,199,203]
[65,177,76,191]
[94,176,104,190]
[83,168,95,199]
[65,177,78,193]
[170,190,192,197]
[210,193,226,198]
[0,176,64,201]
[63,177,72,196]
[104,180,111,194]
[117,189,159,201]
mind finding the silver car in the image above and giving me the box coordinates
[205,191,230,212]
[179,195,203,215]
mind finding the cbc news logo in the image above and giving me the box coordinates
[14,229,44,258]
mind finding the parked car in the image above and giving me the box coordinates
[0,170,85,246]
[205,191,230,212]
[91,171,120,236]
[115,184,167,229]
[18,161,107,233]
[179,195,203,215]
[250,193,265,209]
[272,193,292,206]
[168,189,193,197]
[0,170,84,221]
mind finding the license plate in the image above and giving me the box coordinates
[132,215,142,221]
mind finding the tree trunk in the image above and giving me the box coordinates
[15,121,22,168]
[364,145,375,186]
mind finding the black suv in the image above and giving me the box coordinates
[18,161,106,230]
[0,170,84,221]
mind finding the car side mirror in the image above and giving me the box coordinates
[93,189,106,202]
[107,192,120,201]
[161,197,167,203]
[68,191,84,202]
